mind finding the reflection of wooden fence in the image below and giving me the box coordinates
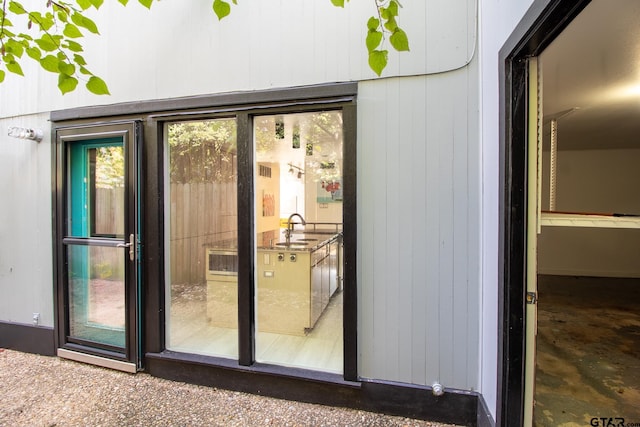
[91,187,125,279]
[92,183,237,284]
[96,187,125,236]
[170,182,237,284]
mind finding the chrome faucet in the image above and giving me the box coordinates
[285,213,306,242]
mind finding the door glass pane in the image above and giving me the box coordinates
[67,244,126,348]
[254,111,343,374]
[67,139,123,238]
[165,119,238,359]
[90,146,125,237]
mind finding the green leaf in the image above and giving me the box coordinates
[90,0,105,8]
[366,30,382,53]
[73,54,87,66]
[213,0,231,20]
[5,39,24,57]
[17,33,33,41]
[57,11,69,23]
[330,0,344,7]
[65,40,84,52]
[6,60,24,76]
[86,75,110,95]
[58,61,76,76]
[8,1,26,15]
[76,0,92,10]
[26,47,42,60]
[27,11,42,27]
[58,73,79,94]
[138,0,153,9]
[389,28,409,52]
[118,0,129,5]
[40,55,60,73]
[63,23,84,38]
[0,70,5,83]
[40,13,56,31]
[367,16,379,31]
[71,13,99,34]
[368,49,387,76]
[79,66,93,75]
[387,1,399,17]
[384,16,397,32]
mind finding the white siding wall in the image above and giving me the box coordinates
[357,64,480,390]
[0,114,54,326]
[0,0,476,116]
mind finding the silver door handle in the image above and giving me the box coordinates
[117,234,135,261]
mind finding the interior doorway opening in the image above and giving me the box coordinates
[528,1,640,424]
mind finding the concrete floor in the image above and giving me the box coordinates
[534,275,640,426]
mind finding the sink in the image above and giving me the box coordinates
[275,242,309,246]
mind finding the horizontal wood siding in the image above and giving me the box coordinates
[358,68,480,391]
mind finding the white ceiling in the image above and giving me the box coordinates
[541,0,640,150]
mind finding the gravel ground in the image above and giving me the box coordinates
[0,349,460,427]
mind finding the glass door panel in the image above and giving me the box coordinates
[90,146,125,237]
[165,119,238,359]
[253,111,344,374]
[67,244,126,348]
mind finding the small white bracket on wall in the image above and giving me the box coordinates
[432,382,445,396]
[7,126,43,142]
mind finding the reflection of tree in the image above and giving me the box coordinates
[95,146,125,189]
[254,112,343,183]
[304,112,343,183]
[254,116,277,154]
[168,120,237,183]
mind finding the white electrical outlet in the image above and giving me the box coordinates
[32,313,40,325]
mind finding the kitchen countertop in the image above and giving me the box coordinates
[257,229,341,251]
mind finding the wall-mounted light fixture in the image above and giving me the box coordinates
[287,163,304,179]
[7,126,43,142]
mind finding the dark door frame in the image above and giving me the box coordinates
[143,96,359,379]
[52,121,143,368]
[497,0,591,425]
